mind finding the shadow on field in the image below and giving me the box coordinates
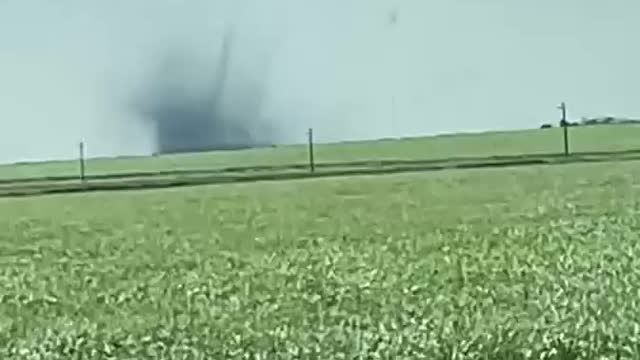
[2,149,640,198]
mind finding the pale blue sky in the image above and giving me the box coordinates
[0,0,638,162]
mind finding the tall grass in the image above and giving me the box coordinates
[1,160,640,358]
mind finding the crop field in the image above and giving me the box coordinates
[2,153,640,358]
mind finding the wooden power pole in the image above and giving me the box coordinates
[558,102,569,156]
[79,141,86,182]
[307,128,315,173]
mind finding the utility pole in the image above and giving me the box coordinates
[558,102,569,156]
[79,141,86,182]
[558,101,569,156]
[307,128,315,173]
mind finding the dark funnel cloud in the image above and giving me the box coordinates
[133,30,279,154]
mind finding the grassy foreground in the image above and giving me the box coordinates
[1,159,640,358]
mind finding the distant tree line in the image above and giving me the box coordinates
[540,116,640,129]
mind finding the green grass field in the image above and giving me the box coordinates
[2,127,640,358]
[2,157,640,357]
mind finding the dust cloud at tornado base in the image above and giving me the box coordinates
[0,0,638,163]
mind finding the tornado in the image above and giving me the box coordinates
[134,29,279,155]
